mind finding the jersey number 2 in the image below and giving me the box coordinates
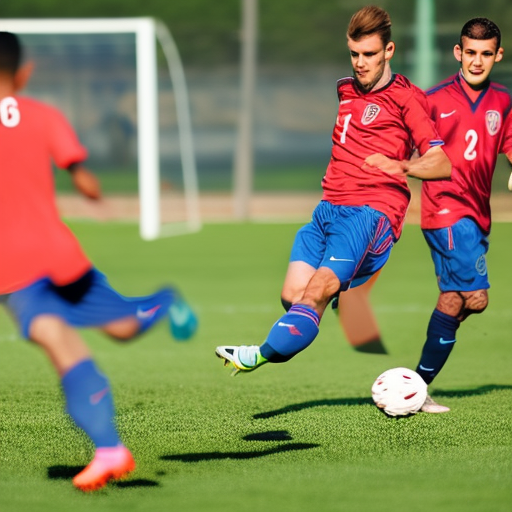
[0,97,21,128]
[464,129,478,161]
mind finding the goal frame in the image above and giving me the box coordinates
[0,17,201,240]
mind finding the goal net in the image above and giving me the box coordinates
[1,18,201,240]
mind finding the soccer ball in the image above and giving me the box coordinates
[371,367,427,417]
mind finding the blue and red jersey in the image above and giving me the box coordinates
[321,73,444,238]
[422,72,512,234]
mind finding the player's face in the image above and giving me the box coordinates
[454,36,504,87]
[347,34,394,92]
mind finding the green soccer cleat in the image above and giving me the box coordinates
[215,345,267,376]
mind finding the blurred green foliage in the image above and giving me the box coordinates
[1,0,511,66]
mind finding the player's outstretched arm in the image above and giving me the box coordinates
[402,146,451,180]
[67,163,102,200]
[364,146,451,181]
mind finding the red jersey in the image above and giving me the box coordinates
[322,74,444,238]
[422,73,512,234]
[0,96,91,294]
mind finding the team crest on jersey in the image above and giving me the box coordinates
[361,104,380,125]
[485,110,501,136]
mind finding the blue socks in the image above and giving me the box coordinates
[62,359,120,448]
[260,305,320,362]
[416,309,460,385]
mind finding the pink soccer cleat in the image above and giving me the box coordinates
[73,445,136,492]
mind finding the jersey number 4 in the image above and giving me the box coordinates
[0,97,21,128]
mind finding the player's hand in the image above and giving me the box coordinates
[363,153,407,176]
[68,164,102,200]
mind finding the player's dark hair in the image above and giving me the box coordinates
[347,6,392,46]
[460,18,501,49]
[0,32,22,74]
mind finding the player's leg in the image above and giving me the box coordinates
[334,212,394,355]
[416,288,488,384]
[337,271,387,354]
[416,220,489,413]
[216,205,391,375]
[281,260,316,309]
[27,314,135,491]
[57,269,197,341]
[217,265,339,374]
[217,204,334,373]
[216,260,316,373]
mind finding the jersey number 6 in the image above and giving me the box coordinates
[0,97,21,128]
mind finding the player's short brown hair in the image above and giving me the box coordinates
[0,32,22,74]
[460,18,501,50]
[347,6,392,46]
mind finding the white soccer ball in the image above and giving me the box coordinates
[371,367,427,417]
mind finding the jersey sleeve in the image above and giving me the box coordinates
[402,88,444,156]
[46,104,88,169]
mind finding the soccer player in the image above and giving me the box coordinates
[0,31,198,491]
[215,7,451,375]
[414,18,512,413]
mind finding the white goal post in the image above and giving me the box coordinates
[0,17,201,240]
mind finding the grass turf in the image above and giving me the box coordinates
[0,221,510,512]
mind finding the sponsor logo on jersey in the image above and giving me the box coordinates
[361,103,380,125]
[475,254,487,276]
[485,110,501,136]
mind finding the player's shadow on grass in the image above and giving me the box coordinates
[243,430,293,441]
[253,397,373,419]
[161,442,320,463]
[432,384,512,398]
[47,465,159,488]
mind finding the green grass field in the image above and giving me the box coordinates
[0,221,511,512]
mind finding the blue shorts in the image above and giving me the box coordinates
[423,218,489,292]
[290,202,395,292]
[0,268,172,339]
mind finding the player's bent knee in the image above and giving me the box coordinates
[436,292,464,318]
[462,289,488,311]
[29,315,67,344]
[102,317,140,340]
[460,289,488,320]
[281,297,292,312]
